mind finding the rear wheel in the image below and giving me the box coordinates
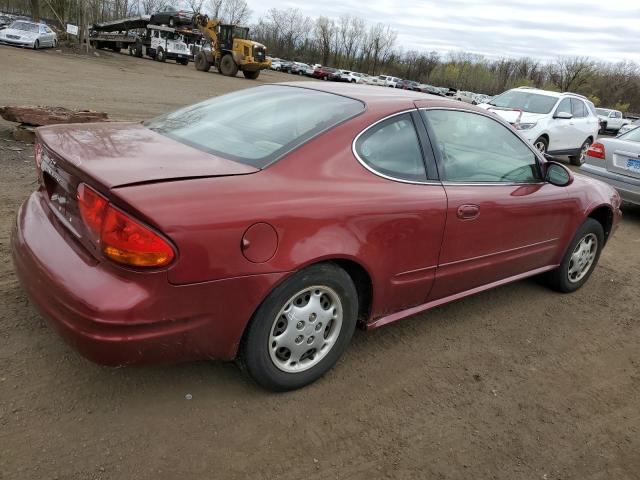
[570,139,591,166]
[533,136,548,155]
[242,263,358,391]
[243,69,260,80]
[195,51,211,71]
[155,47,166,62]
[219,54,238,76]
[545,218,604,293]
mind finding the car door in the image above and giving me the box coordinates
[570,98,592,144]
[354,111,447,309]
[418,107,574,300]
[551,98,580,150]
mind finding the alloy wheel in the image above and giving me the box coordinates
[568,233,597,283]
[268,286,343,373]
[534,140,547,154]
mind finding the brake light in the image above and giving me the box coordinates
[76,183,175,268]
[587,142,605,159]
[77,183,108,238]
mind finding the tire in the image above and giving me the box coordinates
[178,58,189,65]
[242,263,359,391]
[219,54,238,76]
[195,51,211,72]
[155,47,166,62]
[569,138,592,166]
[599,122,607,134]
[545,218,604,293]
[243,70,260,79]
[33,40,39,50]
[533,136,548,155]
[53,39,57,48]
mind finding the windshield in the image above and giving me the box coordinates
[596,108,611,116]
[10,21,38,32]
[233,26,248,39]
[488,90,558,114]
[145,85,365,168]
[619,126,640,142]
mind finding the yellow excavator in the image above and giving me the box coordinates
[192,14,270,79]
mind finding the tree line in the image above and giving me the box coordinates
[5,1,640,112]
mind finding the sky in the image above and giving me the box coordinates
[244,0,640,63]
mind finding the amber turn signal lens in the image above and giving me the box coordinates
[100,205,175,267]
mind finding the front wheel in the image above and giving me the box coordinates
[155,47,166,62]
[545,218,604,293]
[33,40,39,50]
[243,70,260,79]
[242,263,358,391]
[569,139,591,166]
[219,54,239,76]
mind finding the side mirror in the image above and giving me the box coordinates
[554,111,573,120]
[544,161,573,187]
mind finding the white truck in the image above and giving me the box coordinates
[90,16,193,65]
[595,108,630,134]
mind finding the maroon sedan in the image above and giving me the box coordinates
[12,83,621,391]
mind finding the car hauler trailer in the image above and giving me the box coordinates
[90,16,194,65]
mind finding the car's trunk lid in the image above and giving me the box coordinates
[36,122,258,257]
[37,122,259,188]
[603,137,640,180]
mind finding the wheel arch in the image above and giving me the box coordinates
[586,204,614,244]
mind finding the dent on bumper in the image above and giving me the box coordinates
[11,192,289,365]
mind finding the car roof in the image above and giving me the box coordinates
[276,81,481,111]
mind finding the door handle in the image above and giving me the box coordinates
[457,204,480,220]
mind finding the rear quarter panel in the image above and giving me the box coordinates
[112,101,448,319]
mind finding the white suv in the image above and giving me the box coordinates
[377,75,401,88]
[478,87,600,165]
[595,108,630,134]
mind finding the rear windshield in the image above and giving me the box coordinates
[145,85,365,168]
[10,21,38,32]
[488,90,558,114]
[619,127,640,142]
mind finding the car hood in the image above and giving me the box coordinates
[1,28,37,38]
[480,106,547,124]
[37,122,259,188]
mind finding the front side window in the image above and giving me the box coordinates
[556,98,572,116]
[423,110,540,183]
[354,113,426,182]
[146,85,365,168]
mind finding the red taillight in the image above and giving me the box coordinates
[77,183,108,238]
[76,183,174,268]
[587,142,605,160]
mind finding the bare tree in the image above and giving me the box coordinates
[550,56,595,91]
[314,16,333,66]
[221,0,250,24]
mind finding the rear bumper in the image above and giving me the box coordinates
[580,163,640,206]
[11,192,288,365]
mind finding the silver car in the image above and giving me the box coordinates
[617,119,640,137]
[0,20,57,49]
[580,128,640,205]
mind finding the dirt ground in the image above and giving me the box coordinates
[1,45,639,480]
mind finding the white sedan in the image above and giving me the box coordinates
[0,20,57,49]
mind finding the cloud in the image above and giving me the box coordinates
[246,0,640,63]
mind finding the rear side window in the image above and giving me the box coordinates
[146,85,365,168]
[354,113,426,182]
[571,99,587,118]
